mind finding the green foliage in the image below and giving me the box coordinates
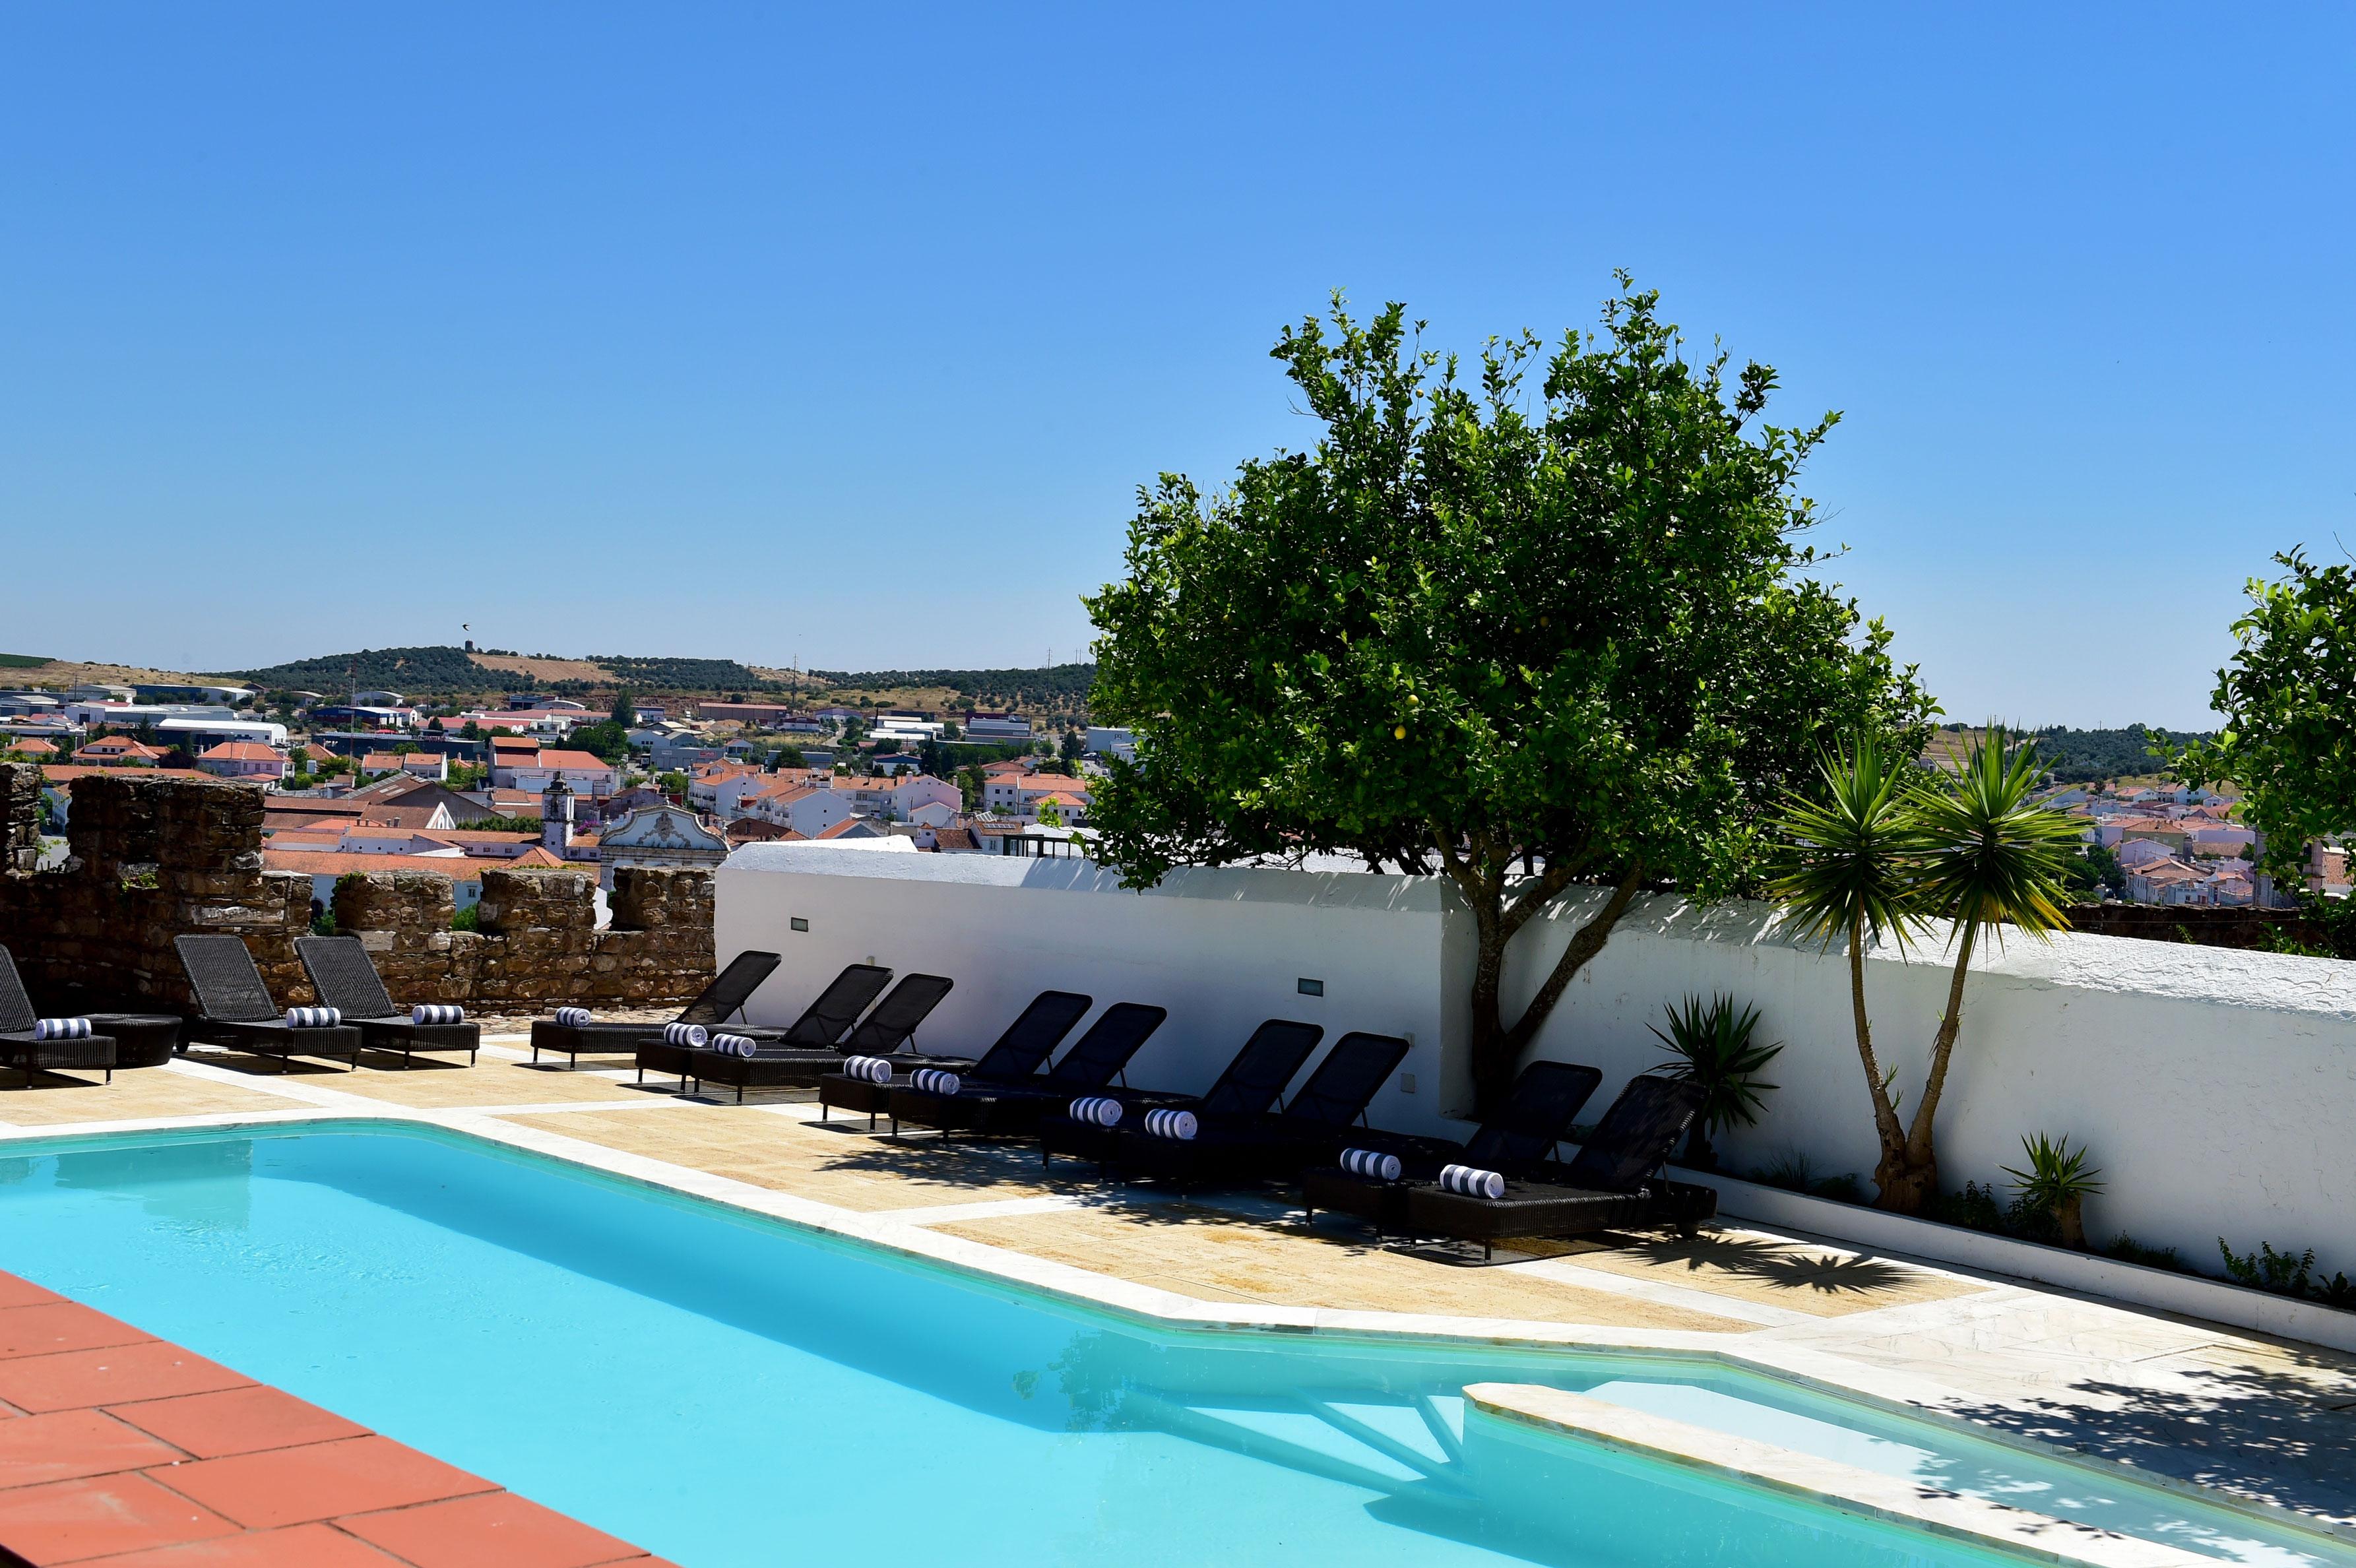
[657,770,690,798]
[449,904,480,932]
[1085,282,1933,1112]
[2101,1235,2186,1272]
[309,908,336,936]
[567,720,633,764]
[2176,549,2356,883]
[1930,1180,2006,1232]
[0,653,51,668]
[2014,724,2212,784]
[2001,1133,2104,1208]
[2062,842,2124,900]
[1751,1148,1861,1204]
[1645,993,1783,1168]
[589,656,777,691]
[810,664,1096,707]
[610,689,635,726]
[227,645,499,693]
[462,814,541,834]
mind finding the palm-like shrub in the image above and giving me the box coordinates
[1646,993,1783,1170]
[2001,1133,2104,1247]
[1771,728,2080,1214]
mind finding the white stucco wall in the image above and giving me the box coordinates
[716,846,2356,1278]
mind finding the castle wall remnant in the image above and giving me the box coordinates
[0,764,714,1012]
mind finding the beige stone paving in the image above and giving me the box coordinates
[319,1060,651,1109]
[934,1205,1755,1331]
[0,1069,314,1125]
[501,1107,1069,1211]
[1541,1231,1986,1317]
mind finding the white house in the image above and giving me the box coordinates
[195,742,289,784]
[845,773,961,822]
[737,780,856,837]
[495,747,618,798]
[982,770,1093,823]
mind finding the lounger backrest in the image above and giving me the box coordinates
[1461,1061,1604,1174]
[1042,1003,1168,1088]
[781,964,894,1047]
[969,990,1093,1082]
[175,935,282,1023]
[1560,1076,1704,1193]
[1197,1019,1324,1118]
[1278,1032,1407,1127]
[677,950,783,1027]
[840,974,955,1054]
[0,947,34,1034]
[297,937,397,1019]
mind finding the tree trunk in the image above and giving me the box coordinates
[1845,910,1926,1213]
[1462,862,1644,1117]
[1865,918,1981,1217]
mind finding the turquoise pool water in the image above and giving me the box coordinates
[0,1123,2339,1568]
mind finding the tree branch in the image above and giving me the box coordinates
[1500,862,1645,1053]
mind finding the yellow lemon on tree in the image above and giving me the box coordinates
[1393,725,1407,740]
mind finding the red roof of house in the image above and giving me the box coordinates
[508,846,568,867]
[8,738,58,757]
[531,750,611,770]
[200,742,282,763]
[261,850,487,879]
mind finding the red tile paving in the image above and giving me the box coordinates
[0,1270,659,1567]
[108,1387,367,1460]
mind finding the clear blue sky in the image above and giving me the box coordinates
[3,5,2347,727]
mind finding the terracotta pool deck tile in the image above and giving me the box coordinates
[0,1305,152,1362]
[337,1490,650,1568]
[0,1280,59,1313]
[0,1409,188,1490]
[0,1472,240,1563]
[55,1521,412,1566]
[162,1435,497,1531]
[108,1387,367,1461]
[0,1344,253,1416]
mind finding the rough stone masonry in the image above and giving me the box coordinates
[0,763,715,1013]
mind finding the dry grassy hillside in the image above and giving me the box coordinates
[469,654,621,685]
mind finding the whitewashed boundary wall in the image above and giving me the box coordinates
[717,845,2356,1279]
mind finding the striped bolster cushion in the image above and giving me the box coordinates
[1339,1147,1401,1182]
[843,1055,893,1084]
[1438,1164,1506,1200]
[410,1003,465,1025]
[285,1007,342,1029]
[1067,1095,1122,1127]
[662,1022,708,1048]
[710,1032,757,1059]
[34,1018,93,1040]
[910,1067,961,1096]
[554,1006,593,1027]
[1142,1107,1197,1141]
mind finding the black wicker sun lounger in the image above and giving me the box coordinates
[175,933,364,1072]
[1299,1059,1603,1232]
[1398,1075,1718,1260]
[1108,1030,1407,1187]
[296,936,480,1069]
[1036,1017,1325,1172]
[0,946,116,1088]
[680,970,963,1103]
[527,949,785,1069]
[885,1001,1169,1139]
[817,989,1093,1126]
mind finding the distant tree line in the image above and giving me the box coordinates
[2005,724,2216,785]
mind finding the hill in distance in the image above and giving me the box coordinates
[1925,723,2215,786]
[206,645,1097,713]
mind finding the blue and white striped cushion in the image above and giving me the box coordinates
[910,1067,961,1096]
[33,1018,92,1041]
[662,1022,708,1048]
[843,1055,893,1084]
[1142,1107,1197,1141]
[285,1007,342,1029]
[711,1032,757,1059]
[554,1006,594,1028]
[1339,1146,1402,1182]
[1438,1164,1506,1200]
[1067,1095,1122,1127]
[410,1003,465,1026]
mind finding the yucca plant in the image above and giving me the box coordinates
[1771,727,2080,1214]
[1900,730,2084,1212]
[1647,993,1783,1170]
[1767,732,1925,1208]
[2001,1133,2104,1248]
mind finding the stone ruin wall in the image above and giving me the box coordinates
[0,764,714,1013]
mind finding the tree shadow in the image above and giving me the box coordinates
[1928,1340,2356,1527]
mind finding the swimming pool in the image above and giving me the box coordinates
[0,1121,2340,1568]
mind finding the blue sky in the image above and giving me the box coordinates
[3,5,2347,727]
